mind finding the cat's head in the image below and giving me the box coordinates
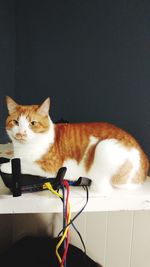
[6,96,51,143]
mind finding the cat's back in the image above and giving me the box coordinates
[54,122,149,183]
[55,121,149,166]
[55,121,140,146]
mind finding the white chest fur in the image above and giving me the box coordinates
[1,122,55,177]
[11,118,55,162]
[13,129,54,161]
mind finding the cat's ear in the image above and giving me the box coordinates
[37,97,50,116]
[6,96,18,114]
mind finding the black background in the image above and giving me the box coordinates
[0,0,150,158]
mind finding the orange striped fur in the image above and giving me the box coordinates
[37,122,147,174]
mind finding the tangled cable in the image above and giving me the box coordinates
[44,180,71,267]
[44,180,89,267]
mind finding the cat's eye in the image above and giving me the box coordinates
[30,121,38,126]
[13,120,19,126]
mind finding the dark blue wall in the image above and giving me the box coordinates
[0,0,15,142]
[1,0,150,158]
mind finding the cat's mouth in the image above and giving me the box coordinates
[14,136,27,143]
[15,138,27,143]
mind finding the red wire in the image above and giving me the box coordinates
[60,231,69,267]
[60,180,70,267]
[64,180,69,220]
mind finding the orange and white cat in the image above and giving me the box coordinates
[1,96,149,194]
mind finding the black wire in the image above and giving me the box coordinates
[70,221,87,254]
[59,186,89,230]
[58,186,89,254]
[61,185,67,267]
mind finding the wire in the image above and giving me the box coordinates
[60,185,67,267]
[57,185,89,254]
[62,185,66,252]
[58,185,89,233]
[44,182,89,266]
[70,185,89,225]
[44,182,64,265]
[44,182,63,198]
[70,221,87,254]
[56,181,71,267]
[60,180,70,267]
[61,231,69,267]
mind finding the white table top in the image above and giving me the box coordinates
[0,176,150,214]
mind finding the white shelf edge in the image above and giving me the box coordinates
[1,178,150,214]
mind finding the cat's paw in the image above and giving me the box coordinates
[0,162,12,174]
[90,181,114,196]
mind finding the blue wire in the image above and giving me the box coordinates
[61,185,67,267]
[68,181,76,186]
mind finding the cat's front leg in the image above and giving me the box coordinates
[20,160,51,177]
[0,159,53,178]
[0,162,12,174]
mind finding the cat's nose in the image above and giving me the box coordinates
[15,132,27,140]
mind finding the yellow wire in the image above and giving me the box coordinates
[55,203,71,265]
[43,182,63,198]
[44,182,71,267]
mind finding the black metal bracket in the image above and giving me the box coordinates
[11,158,22,197]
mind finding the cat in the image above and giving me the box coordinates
[1,96,149,194]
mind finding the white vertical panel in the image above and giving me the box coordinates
[105,211,134,267]
[131,211,150,267]
[85,211,108,266]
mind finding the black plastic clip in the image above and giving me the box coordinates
[53,167,67,190]
[11,158,21,197]
[0,157,10,164]
[72,177,92,187]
